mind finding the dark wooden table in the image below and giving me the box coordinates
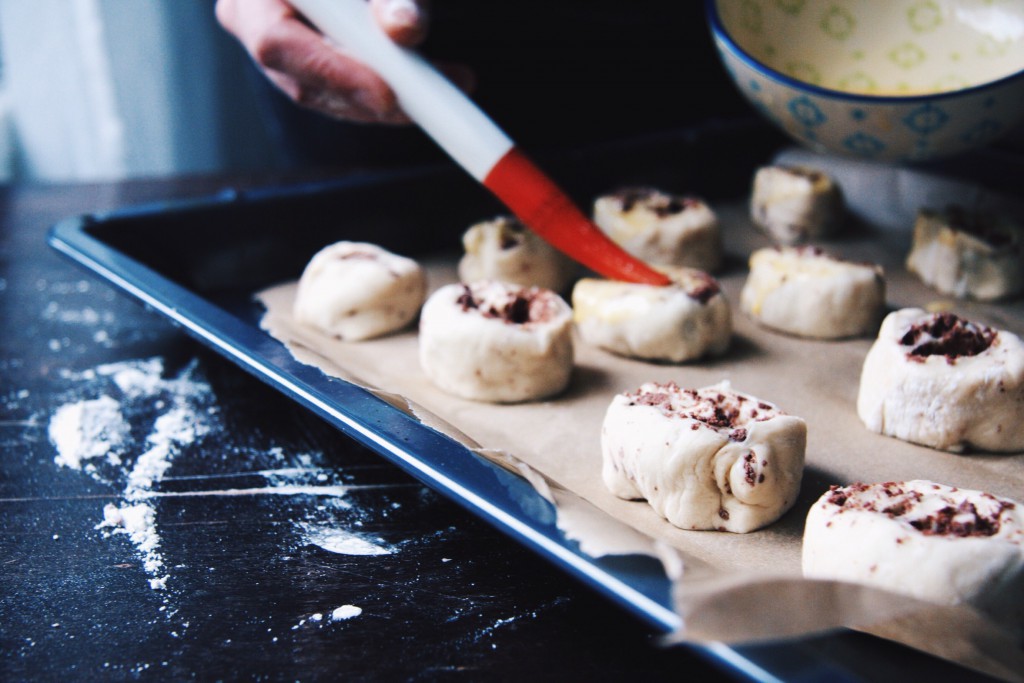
[0,175,750,681]
[0,172,1002,682]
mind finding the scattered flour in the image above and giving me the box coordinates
[299,523,394,556]
[50,358,213,596]
[49,395,129,470]
[42,301,115,326]
[125,405,210,499]
[97,503,168,588]
[48,352,400,643]
[331,605,362,621]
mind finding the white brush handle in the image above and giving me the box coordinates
[288,0,514,180]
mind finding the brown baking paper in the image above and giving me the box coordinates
[257,181,1024,680]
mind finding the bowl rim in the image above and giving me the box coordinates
[705,0,1024,103]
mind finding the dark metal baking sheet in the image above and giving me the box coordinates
[48,122,987,682]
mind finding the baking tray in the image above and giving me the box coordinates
[49,121,993,682]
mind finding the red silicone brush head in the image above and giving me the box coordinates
[483,148,671,285]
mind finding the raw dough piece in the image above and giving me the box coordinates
[905,206,1024,301]
[572,267,731,362]
[457,215,576,292]
[602,381,806,533]
[750,165,844,244]
[803,480,1024,632]
[857,308,1024,453]
[740,246,885,339]
[419,281,574,403]
[592,187,722,272]
[293,241,426,341]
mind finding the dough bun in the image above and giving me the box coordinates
[857,308,1024,453]
[293,241,426,341]
[419,281,574,403]
[803,480,1024,632]
[458,215,576,292]
[750,165,844,244]
[906,206,1024,301]
[572,267,731,363]
[593,187,722,272]
[602,381,806,533]
[740,246,885,339]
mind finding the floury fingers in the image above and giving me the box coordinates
[293,241,426,341]
[803,480,1024,634]
[857,308,1024,453]
[572,267,731,363]
[418,281,574,403]
[592,187,722,273]
[601,382,806,533]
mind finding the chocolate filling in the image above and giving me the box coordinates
[689,272,721,305]
[614,187,698,217]
[498,221,526,250]
[456,284,546,325]
[826,482,1013,538]
[900,313,996,362]
[626,382,776,431]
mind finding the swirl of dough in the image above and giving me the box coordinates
[293,241,426,341]
[857,308,1024,452]
[419,280,574,403]
[601,381,806,533]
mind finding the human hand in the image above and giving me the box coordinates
[216,0,456,124]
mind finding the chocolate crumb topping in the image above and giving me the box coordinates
[613,187,699,217]
[456,283,554,325]
[909,499,1008,538]
[615,187,652,213]
[900,312,997,362]
[506,295,531,324]
[743,451,757,485]
[685,271,721,305]
[625,382,780,433]
[456,285,477,311]
[825,482,1014,538]
[498,220,526,250]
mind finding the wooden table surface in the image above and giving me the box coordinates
[0,170,1001,682]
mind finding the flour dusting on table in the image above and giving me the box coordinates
[46,352,413,643]
[331,605,362,621]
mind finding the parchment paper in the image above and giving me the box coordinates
[258,153,1024,680]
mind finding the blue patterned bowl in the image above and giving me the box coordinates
[707,0,1024,162]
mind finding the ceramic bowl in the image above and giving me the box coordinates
[707,0,1024,162]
